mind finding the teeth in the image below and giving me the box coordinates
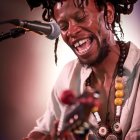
[73,38,91,55]
[79,47,89,54]
[74,39,88,48]
[79,39,87,45]
[75,42,79,47]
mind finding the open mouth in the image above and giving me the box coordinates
[73,37,93,56]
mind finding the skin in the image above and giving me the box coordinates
[53,0,121,138]
[54,0,119,65]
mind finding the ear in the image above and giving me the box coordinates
[106,2,115,24]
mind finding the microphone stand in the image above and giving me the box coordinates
[0,28,26,42]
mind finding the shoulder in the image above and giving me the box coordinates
[53,59,81,94]
[124,42,140,71]
[129,42,140,55]
[59,59,81,78]
[63,59,80,71]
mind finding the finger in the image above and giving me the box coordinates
[51,120,59,139]
[61,131,76,140]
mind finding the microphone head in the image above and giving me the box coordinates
[59,90,76,105]
[47,21,61,40]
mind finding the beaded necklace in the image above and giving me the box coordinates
[85,41,128,140]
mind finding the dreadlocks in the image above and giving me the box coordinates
[26,0,138,63]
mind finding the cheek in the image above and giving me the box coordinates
[88,13,105,35]
[92,18,107,42]
[84,17,102,35]
[97,15,108,36]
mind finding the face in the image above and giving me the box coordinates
[54,0,114,66]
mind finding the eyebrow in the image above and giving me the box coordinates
[74,10,85,16]
[56,8,86,23]
[69,9,86,20]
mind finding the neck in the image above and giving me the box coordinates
[91,43,120,79]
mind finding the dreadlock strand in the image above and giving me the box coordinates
[126,4,134,14]
[42,9,48,22]
[54,37,59,65]
[85,0,89,6]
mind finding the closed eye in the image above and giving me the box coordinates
[59,22,69,31]
[76,15,86,22]
[74,10,87,23]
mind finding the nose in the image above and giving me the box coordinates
[67,21,81,38]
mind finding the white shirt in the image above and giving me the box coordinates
[31,42,140,140]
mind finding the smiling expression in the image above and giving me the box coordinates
[54,0,114,66]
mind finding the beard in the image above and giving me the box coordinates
[78,39,110,68]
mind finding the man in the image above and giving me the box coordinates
[23,0,140,139]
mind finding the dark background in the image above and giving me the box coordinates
[0,1,140,140]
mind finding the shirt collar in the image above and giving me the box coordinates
[124,42,140,74]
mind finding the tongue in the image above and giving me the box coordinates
[77,39,91,53]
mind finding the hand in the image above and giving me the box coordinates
[50,120,76,140]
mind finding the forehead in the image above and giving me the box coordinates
[53,0,97,19]
[54,0,80,12]
[55,0,74,9]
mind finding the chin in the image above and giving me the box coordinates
[78,57,97,66]
[78,42,110,67]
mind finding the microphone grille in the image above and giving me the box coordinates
[47,21,61,40]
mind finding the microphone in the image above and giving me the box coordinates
[0,19,61,40]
